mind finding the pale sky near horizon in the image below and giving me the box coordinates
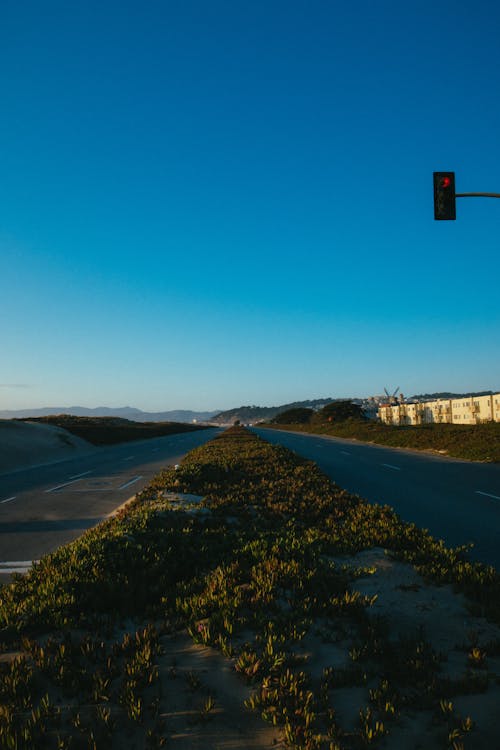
[1,1,499,411]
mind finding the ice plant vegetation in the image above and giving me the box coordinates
[0,426,499,748]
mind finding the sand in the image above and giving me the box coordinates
[0,419,96,475]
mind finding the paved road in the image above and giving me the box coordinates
[254,428,500,569]
[0,428,221,580]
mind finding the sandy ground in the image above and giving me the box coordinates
[1,511,499,747]
[0,419,96,475]
[3,549,499,749]
[323,548,500,748]
[155,633,281,749]
[149,548,500,749]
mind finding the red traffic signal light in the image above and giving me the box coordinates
[433,172,456,220]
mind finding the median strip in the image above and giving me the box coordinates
[1,426,500,748]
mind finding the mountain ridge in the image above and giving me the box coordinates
[0,406,219,423]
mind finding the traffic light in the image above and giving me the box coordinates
[433,172,456,220]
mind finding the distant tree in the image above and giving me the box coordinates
[315,401,365,423]
[272,408,314,424]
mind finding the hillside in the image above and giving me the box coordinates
[16,415,209,446]
[0,419,96,474]
[0,406,219,423]
[212,398,338,424]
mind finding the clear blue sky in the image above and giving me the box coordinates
[1,1,499,411]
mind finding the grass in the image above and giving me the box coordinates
[262,418,500,462]
[0,426,499,748]
[16,414,209,445]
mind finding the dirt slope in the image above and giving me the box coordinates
[0,419,97,475]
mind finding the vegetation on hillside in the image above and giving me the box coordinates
[1,427,499,747]
[271,401,365,426]
[17,415,208,446]
[265,404,500,462]
[272,407,315,424]
[212,398,336,424]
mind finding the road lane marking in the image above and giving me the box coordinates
[0,560,37,574]
[69,470,93,479]
[381,463,401,471]
[1,496,16,504]
[45,478,84,493]
[123,456,135,461]
[340,451,351,456]
[475,490,500,501]
[118,476,143,490]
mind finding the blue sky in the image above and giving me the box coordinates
[1,1,499,411]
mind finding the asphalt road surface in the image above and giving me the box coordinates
[0,427,221,581]
[254,428,500,569]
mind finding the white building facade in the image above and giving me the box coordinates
[378,393,500,426]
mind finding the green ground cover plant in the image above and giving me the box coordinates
[263,412,500,462]
[0,427,499,748]
[17,415,208,445]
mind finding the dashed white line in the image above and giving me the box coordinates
[340,451,351,456]
[123,455,135,462]
[69,470,93,479]
[118,476,143,490]
[45,478,84,493]
[475,490,500,501]
[381,463,401,471]
[0,560,37,574]
[1,496,16,504]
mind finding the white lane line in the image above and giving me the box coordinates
[122,455,135,461]
[315,444,324,449]
[45,478,84,493]
[118,476,143,490]
[151,448,159,453]
[340,451,351,456]
[475,490,500,501]
[69,470,92,479]
[1,496,16,504]
[0,560,37,574]
[381,463,401,471]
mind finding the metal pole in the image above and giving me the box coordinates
[455,192,500,198]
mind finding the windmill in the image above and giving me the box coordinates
[384,386,400,404]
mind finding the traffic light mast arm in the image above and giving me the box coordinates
[455,192,500,198]
[434,172,500,220]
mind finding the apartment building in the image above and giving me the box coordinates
[378,393,500,425]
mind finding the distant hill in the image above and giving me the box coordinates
[212,398,340,424]
[0,406,220,423]
[17,415,208,446]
